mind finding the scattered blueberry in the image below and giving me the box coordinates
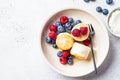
[67,59,73,65]
[57,51,62,57]
[96,6,102,12]
[91,0,96,1]
[51,40,55,44]
[57,25,65,33]
[45,37,51,43]
[75,20,82,24]
[103,9,109,15]
[68,18,73,23]
[55,21,61,27]
[106,0,113,4]
[84,0,90,2]
[52,43,57,48]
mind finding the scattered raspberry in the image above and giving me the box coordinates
[48,31,57,40]
[80,27,88,35]
[59,57,67,64]
[60,16,68,24]
[83,39,90,46]
[62,50,69,57]
[49,24,57,32]
[72,29,81,37]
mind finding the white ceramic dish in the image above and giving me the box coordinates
[40,8,109,77]
[107,7,120,37]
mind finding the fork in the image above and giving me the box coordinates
[88,24,97,74]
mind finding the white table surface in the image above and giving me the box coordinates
[0,0,120,80]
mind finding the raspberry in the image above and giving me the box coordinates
[60,16,68,24]
[48,31,57,40]
[83,39,90,46]
[49,24,57,32]
[72,29,81,37]
[80,27,88,35]
[59,57,67,64]
[62,50,69,57]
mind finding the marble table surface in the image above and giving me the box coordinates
[0,0,120,80]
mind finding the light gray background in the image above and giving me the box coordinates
[0,0,120,80]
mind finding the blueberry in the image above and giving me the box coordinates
[52,43,57,48]
[91,0,96,1]
[45,37,51,43]
[75,20,82,24]
[68,18,73,23]
[56,31,60,35]
[57,51,62,57]
[71,23,76,27]
[69,25,73,30]
[51,40,55,44]
[67,59,73,65]
[65,22,71,28]
[67,55,73,59]
[65,28,71,33]
[57,25,65,33]
[96,6,102,12]
[62,24,66,28]
[106,0,113,4]
[84,0,90,2]
[65,22,73,30]
[55,21,61,27]
[103,9,109,15]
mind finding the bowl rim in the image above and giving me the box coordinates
[107,7,120,37]
[40,7,110,77]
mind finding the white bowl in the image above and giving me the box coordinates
[107,7,120,37]
[40,7,109,77]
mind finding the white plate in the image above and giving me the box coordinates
[40,8,109,77]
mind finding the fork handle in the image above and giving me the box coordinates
[90,37,97,74]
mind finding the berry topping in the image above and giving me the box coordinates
[80,27,88,35]
[57,25,65,33]
[57,51,62,57]
[67,55,73,59]
[68,18,73,23]
[52,43,57,48]
[65,22,73,30]
[72,29,81,37]
[55,21,61,27]
[48,31,57,40]
[83,39,90,46]
[45,36,52,43]
[75,20,82,24]
[59,57,67,64]
[71,23,76,27]
[103,9,109,15]
[65,22,71,28]
[65,28,71,33]
[67,59,73,65]
[62,50,70,57]
[51,40,55,44]
[49,24,57,32]
[96,6,102,12]
[60,16,68,24]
